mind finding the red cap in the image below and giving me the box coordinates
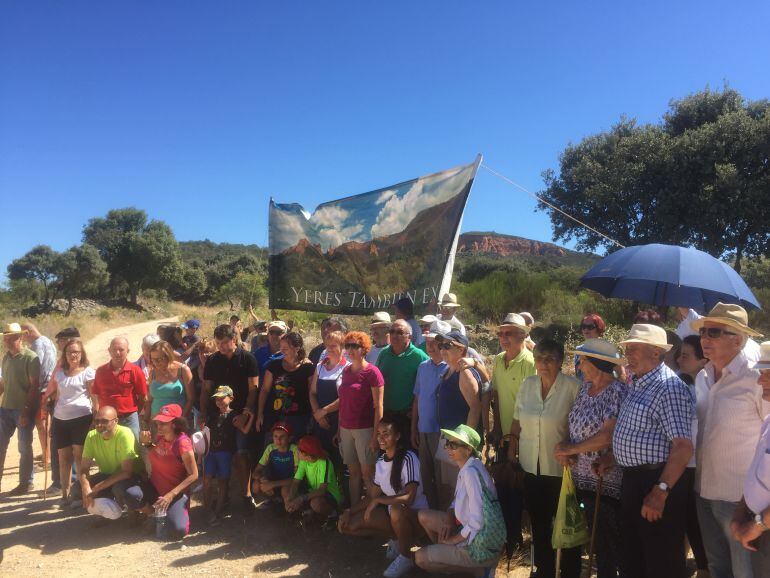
[153,403,183,423]
[271,421,292,436]
[297,435,326,458]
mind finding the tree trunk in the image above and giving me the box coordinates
[734,244,744,274]
[65,296,73,317]
[130,286,138,305]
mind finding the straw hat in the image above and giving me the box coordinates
[267,320,288,333]
[370,311,392,327]
[1,323,26,336]
[619,324,672,352]
[440,293,461,308]
[440,424,481,457]
[519,312,535,327]
[690,302,763,338]
[569,338,625,364]
[498,313,531,334]
[755,342,770,370]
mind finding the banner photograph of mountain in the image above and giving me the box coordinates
[269,158,480,314]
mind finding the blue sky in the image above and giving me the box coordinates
[2,1,769,276]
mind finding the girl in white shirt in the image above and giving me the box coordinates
[337,413,427,578]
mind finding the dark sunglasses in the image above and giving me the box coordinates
[437,342,453,350]
[389,329,407,335]
[580,324,597,330]
[699,327,738,339]
[344,343,362,350]
[444,440,465,450]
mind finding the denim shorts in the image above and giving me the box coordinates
[204,450,233,478]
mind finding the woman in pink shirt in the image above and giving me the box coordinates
[127,404,198,538]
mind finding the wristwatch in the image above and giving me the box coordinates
[754,513,769,531]
[656,481,670,493]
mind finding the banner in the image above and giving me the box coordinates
[269,155,481,315]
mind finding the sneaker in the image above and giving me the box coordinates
[385,539,399,561]
[383,554,414,578]
[7,483,35,496]
[47,482,62,493]
[242,496,257,515]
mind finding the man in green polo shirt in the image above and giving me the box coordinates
[376,319,429,413]
[491,313,536,445]
[0,322,41,495]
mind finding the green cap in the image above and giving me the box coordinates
[440,424,481,457]
[211,385,234,398]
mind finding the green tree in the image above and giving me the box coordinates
[169,262,208,303]
[55,244,109,316]
[539,87,770,271]
[83,208,183,304]
[216,271,266,311]
[7,245,60,306]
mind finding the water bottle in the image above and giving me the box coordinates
[154,505,168,539]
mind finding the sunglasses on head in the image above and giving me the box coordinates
[344,343,362,350]
[580,324,597,330]
[699,327,738,339]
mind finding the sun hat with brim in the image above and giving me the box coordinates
[427,320,452,339]
[440,293,461,308]
[519,312,535,326]
[267,320,288,333]
[440,424,481,457]
[88,497,124,520]
[153,403,183,422]
[419,314,439,325]
[498,313,531,334]
[755,342,770,370]
[619,324,672,352]
[297,435,327,458]
[1,323,26,336]
[690,302,763,338]
[569,338,625,364]
[370,311,392,326]
[211,385,234,399]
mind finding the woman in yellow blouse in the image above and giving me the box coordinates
[508,339,580,578]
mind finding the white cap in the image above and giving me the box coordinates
[88,497,123,520]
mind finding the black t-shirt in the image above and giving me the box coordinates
[308,343,325,366]
[208,410,237,453]
[265,359,314,418]
[203,348,258,412]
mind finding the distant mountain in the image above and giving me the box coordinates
[457,231,598,267]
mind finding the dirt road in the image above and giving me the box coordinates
[0,317,526,577]
[84,316,180,366]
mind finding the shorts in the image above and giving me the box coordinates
[235,428,252,456]
[53,414,93,451]
[204,450,233,478]
[418,543,497,569]
[339,427,377,466]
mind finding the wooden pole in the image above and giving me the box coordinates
[584,476,603,578]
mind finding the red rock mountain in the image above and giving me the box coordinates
[457,232,568,258]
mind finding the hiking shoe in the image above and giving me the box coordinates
[385,539,399,561]
[7,483,34,496]
[383,554,414,578]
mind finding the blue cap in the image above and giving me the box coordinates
[182,319,200,329]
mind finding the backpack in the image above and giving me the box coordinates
[467,466,507,562]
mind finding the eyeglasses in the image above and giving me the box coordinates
[534,355,558,364]
[699,327,738,339]
[444,441,465,450]
[498,330,525,339]
[94,418,117,425]
[389,329,408,336]
[150,356,166,362]
[67,350,82,355]
[344,343,362,350]
[580,324,597,331]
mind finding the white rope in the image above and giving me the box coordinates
[480,163,626,249]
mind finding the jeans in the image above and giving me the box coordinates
[696,496,755,578]
[124,480,190,538]
[0,408,34,486]
[118,412,141,441]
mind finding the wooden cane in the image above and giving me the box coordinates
[584,476,603,578]
[555,547,562,577]
[42,409,50,499]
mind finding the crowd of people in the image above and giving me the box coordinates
[1,294,769,578]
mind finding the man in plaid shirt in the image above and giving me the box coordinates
[610,324,695,578]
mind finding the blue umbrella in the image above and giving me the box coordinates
[580,243,761,313]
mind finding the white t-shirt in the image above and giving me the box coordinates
[53,367,96,420]
[367,345,386,365]
[316,358,349,386]
[374,449,428,511]
[745,414,770,516]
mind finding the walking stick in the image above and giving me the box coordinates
[584,476,603,578]
[42,409,50,499]
[555,547,562,577]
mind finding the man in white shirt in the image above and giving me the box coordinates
[367,312,391,364]
[693,303,769,578]
[436,293,466,337]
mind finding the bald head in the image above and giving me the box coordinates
[97,406,117,420]
[95,405,118,438]
[108,337,129,368]
[21,322,41,341]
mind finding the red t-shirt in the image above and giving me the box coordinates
[93,361,148,415]
[150,434,193,496]
[338,363,384,430]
